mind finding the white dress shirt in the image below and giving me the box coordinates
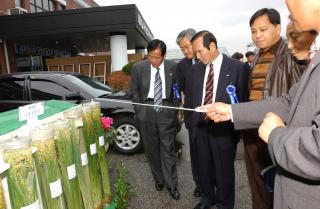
[147,62,167,99]
[201,52,223,105]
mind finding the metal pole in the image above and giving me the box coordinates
[3,40,10,74]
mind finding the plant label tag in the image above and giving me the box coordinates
[81,152,88,166]
[67,164,76,180]
[50,178,63,198]
[19,102,44,122]
[90,143,97,155]
[75,118,83,127]
[21,200,40,209]
[99,136,105,147]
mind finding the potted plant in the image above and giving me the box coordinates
[106,163,136,209]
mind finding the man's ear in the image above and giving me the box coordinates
[209,42,217,50]
[276,24,281,36]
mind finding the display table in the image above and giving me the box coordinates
[0,100,76,138]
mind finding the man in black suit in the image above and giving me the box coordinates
[190,31,249,209]
[245,51,255,69]
[176,28,201,198]
[130,39,180,200]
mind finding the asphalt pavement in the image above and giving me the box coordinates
[107,125,252,209]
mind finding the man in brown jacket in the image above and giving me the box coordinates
[244,8,304,209]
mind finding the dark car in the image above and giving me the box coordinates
[0,71,142,154]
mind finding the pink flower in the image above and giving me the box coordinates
[101,116,113,130]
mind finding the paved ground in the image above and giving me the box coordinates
[107,125,252,209]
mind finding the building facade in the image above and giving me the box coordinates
[0,1,153,74]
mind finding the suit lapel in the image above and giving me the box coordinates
[164,61,173,98]
[287,53,320,123]
[142,62,151,99]
[215,55,231,102]
[194,63,206,106]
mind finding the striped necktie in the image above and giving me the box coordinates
[154,68,162,112]
[203,63,214,105]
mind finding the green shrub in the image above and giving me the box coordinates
[122,62,136,76]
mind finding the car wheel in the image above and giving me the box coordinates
[113,116,143,154]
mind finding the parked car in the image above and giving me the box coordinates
[0,71,142,154]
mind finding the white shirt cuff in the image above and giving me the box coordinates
[230,105,234,122]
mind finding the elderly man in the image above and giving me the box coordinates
[176,28,202,198]
[200,0,320,208]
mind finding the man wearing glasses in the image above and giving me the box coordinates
[130,39,181,200]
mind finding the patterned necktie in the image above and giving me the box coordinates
[203,63,214,105]
[154,68,162,112]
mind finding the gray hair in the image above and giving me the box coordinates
[176,28,197,45]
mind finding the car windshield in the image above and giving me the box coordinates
[75,74,112,92]
[66,74,112,97]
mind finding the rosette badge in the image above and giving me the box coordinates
[173,83,181,100]
[226,84,239,104]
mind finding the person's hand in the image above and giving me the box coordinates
[196,102,232,122]
[258,112,285,143]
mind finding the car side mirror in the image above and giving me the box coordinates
[65,92,85,101]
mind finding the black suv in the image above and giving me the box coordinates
[0,72,142,154]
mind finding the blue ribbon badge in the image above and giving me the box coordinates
[226,84,239,104]
[173,83,181,100]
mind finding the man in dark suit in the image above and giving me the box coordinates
[190,31,249,209]
[130,39,180,200]
[176,28,201,198]
[245,51,255,69]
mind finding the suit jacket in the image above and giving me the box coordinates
[190,54,249,146]
[177,57,193,129]
[130,59,179,122]
[232,52,320,209]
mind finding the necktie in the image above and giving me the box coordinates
[154,68,162,112]
[203,64,214,105]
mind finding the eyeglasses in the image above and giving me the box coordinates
[180,44,192,50]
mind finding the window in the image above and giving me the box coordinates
[0,78,24,100]
[30,79,73,100]
[35,0,42,7]
[30,4,36,13]
[49,1,54,11]
[75,75,112,92]
[29,0,56,13]
[15,0,22,7]
[42,0,49,11]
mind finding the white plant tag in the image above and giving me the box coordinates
[67,164,76,180]
[21,200,40,209]
[99,136,105,147]
[81,152,88,166]
[49,178,62,198]
[90,143,97,155]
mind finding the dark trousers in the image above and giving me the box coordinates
[243,130,273,209]
[188,128,200,189]
[195,122,237,209]
[138,104,178,189]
